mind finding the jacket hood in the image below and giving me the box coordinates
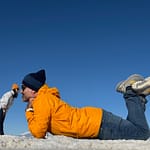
[38,84,60,98]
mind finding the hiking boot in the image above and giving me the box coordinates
[116,74,144,94]
[132,77,150,96]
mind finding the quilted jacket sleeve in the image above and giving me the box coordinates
[26,94,51,138]
[0,90,15,111]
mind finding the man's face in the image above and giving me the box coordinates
[21,84,36,102]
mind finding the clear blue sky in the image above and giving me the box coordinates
[0,0,150,135]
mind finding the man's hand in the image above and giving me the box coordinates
[26,98,34,112]
[26,98,34,109]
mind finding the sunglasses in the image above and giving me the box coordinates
[21,84,26,91]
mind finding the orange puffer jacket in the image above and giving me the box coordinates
[26,84,103,139]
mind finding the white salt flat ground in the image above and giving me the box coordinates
[0,134,150,150]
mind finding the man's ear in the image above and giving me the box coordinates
[31,89,38,95]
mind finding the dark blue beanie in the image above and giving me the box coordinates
[22,69,46,91]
